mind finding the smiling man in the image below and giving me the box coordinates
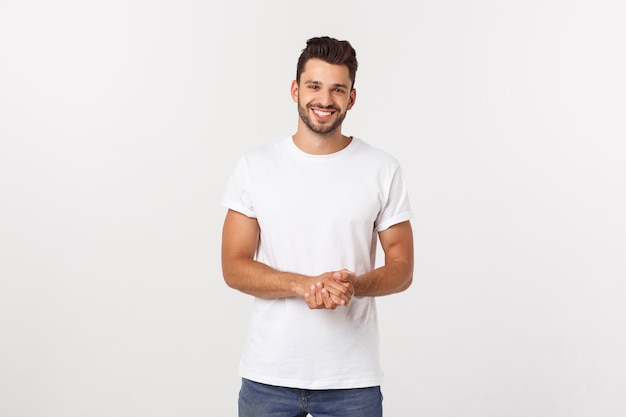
[221,36,414,417]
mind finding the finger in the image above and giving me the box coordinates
[332,273,355,297]
[335,269,354,282]
[321,279,352,303]
[322,281,348,302]
[304,284,317,309]
[314,282,323,307]
[321,287,337,309]
[328,292,347,307]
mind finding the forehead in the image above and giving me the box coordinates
[300,58,351,84]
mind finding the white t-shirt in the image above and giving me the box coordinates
[221,136,413,389]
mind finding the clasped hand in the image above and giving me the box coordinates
[303,270,356,310]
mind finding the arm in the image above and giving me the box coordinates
[338,220,414,296]
[221,209,305,298]
[221,209,353,306]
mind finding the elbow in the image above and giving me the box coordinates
[222,263,242,291]
[223,273,237,289]
[223,273,247,293]
[397,261,413,292]
[400,272,413,292]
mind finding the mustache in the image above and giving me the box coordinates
[307,103,340,111]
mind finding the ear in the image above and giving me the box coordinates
[290,80,299,103]
[347,88,357,110]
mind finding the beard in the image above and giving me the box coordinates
[297,100,347,136]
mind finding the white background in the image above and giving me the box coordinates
[1,1,625,416]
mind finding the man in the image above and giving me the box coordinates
[221,36,414,417]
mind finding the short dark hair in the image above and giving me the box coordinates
[296,36,358,89]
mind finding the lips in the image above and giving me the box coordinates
[314,109,332,116]
[311,107,337,120]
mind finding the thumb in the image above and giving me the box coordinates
[334,270,353,281]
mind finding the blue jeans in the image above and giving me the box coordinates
[238,378,383,417]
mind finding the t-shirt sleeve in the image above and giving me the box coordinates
[221,155,257,218]
[374,163,413,232]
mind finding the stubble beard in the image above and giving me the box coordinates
[297,100,347,136]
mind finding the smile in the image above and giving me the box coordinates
[313,109,334,117]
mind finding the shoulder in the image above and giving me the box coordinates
[241,137,291,161]
[351,138,402,169]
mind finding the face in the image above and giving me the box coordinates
[291,58,356,136]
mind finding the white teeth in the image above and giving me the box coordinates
[314,110,332,117]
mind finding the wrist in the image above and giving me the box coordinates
[288,273,310,297]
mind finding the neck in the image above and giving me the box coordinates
[292,129,352,155]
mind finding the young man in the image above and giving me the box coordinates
[221,36,414,417]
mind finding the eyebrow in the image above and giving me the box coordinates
[304,80,350,90]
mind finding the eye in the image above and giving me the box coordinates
[308,85,319,90]
[333,88,345,94]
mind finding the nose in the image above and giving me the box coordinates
[317,88,333,107]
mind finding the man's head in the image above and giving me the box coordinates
[291,37,358,137]
[296,36,358,90]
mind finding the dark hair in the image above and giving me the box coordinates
[296,36,358,89]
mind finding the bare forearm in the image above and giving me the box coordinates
[222,257,308,298]
[221,209,354,305]
[353,259,413,297]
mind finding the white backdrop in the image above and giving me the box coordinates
[1,1,625,416]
